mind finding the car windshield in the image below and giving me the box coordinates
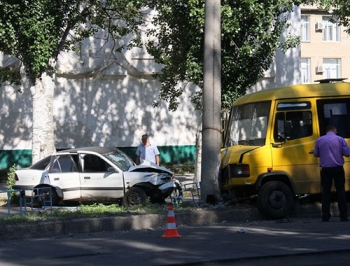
[104,150,135,171]
[224,101,271,147]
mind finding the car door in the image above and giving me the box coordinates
[48,153,81,200]
[79,152,125,200]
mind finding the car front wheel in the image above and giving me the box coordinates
[123,187,147,207]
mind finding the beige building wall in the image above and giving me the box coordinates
[249,5,301,93]
[301,5,350,83]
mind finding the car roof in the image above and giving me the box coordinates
[56,147,119,155]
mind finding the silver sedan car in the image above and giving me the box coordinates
[13,147,181,206]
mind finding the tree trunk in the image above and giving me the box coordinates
[30,72,56,163]
[201,0,221,204]
[194,121,202,184]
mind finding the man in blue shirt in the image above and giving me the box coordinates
[136,134,160,165]
[314,125,350,222]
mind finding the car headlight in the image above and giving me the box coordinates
[222,164,250,180]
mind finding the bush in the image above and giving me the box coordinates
[6,165,18,202]
[182,163,195,173]
[167,163,195,174]
[6,165,17,189]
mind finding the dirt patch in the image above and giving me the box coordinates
[0,198,8,206]
[0,182,9,206]
[0,189,11,206]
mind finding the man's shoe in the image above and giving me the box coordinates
[340,218,349,222]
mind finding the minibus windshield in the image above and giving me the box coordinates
[224,101,271,147]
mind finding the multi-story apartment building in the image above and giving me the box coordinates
[301,5,350,83]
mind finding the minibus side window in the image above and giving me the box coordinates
[317,99,350,137]
[286,111,312,140]
[274,112,285,142]
[274,111,312,142]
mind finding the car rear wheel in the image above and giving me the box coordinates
[123,187,147,207]
[35,188,60,206]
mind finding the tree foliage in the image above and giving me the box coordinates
[0,0,147,163]
[146,0,302,111]
[0,0,145,85]
[304,0,350,34]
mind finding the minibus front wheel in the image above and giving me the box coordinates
[257,181,294,219]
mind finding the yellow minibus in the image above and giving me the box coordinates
[220,79,350,219]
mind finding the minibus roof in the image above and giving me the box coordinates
[234,80,350,106]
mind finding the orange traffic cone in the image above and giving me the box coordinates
[162,204,182,238]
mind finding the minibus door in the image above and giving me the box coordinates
[272,108,321,195]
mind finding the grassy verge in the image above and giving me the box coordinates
[0,201,199,226]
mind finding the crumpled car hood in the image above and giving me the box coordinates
[125,161,174,186]
[128,160,173,175]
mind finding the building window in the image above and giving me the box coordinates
[301,15,310,42]
[322,17,340,42]
[301,58,311,83]
[323,58,341,78]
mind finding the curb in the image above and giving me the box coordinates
[0,203,327,240]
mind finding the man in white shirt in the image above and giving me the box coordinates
[135,134,160,165]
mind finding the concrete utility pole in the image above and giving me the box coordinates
[201,0,221,203]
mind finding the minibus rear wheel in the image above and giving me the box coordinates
[257,181,294,219]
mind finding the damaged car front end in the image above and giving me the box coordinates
[124,160,182,206]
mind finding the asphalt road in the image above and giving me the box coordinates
[2,176,350,265]
[1,218,350,265]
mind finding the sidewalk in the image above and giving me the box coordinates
[0,182,24,216]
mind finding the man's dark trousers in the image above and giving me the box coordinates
[321,166,347,220]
